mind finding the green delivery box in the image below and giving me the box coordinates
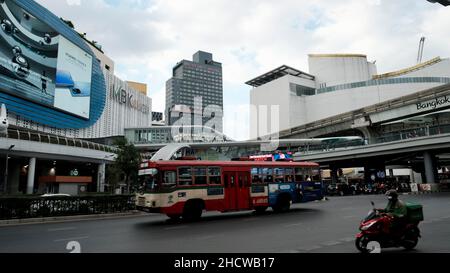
[405,202,424,222]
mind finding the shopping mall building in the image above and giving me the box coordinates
[0,0,152,195]
[248,54,450,138]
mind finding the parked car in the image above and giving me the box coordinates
[327,183,355,196]
[397,183,411,193]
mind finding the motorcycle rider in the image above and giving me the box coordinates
[379,189,407,236]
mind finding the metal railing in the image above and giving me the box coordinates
[2,128,118,153]
[280,83,450,138]
[0,195,135,220]
[297,123,450,155]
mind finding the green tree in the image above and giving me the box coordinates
[113,138,141,194]
[105,163,121,194]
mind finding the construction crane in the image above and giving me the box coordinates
[417,37,425,64]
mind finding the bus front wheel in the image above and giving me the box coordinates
[167,214,181,220]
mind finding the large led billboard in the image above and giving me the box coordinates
[0,0,92,118]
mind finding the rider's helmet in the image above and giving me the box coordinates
[385,189,398,201]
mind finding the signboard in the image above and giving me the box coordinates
[370,94,450,124]
[410,183,418,193]
[419,184,431,192]
[273,153,293,161]
[249,152,293,162]
[0,0,92,118]
[250,154,273,161]
[70,169,79,176]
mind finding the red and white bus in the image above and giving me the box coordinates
[136,160,324,220]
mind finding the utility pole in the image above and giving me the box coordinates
[4,144,15,194]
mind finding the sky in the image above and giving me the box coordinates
[35,0,450,140]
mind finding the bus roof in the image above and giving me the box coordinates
[145,160,319,168]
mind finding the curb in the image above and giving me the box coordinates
[0,210,147,227]
[314,197,329,202]
[403,191,444,195]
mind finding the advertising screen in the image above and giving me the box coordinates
[0,0,92,118]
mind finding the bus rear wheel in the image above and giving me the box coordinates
[182,201,203,221]
[254,206,268,214]
[272,195,291,213]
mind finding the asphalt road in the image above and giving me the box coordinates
[1,193,450,253]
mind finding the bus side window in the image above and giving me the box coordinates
[295,168,305,182]
[312,168,321,181]
[274,168,285,183]
[208,167,222,185]
[251,168,263,184]
[263,168,273,183]
[178,167,193,186]
[163,171,176,187]
[285,168,294,182]
[305,168,313,181]
[194,167,207,185]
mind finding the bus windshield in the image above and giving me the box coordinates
[139,168,159,193]
[138,168,176,193]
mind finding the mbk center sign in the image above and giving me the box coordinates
[111,84,150,114]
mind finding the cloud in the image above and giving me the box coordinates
[35,0,450,140]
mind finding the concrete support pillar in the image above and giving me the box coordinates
[389,169,394,177]
[97,163,106,193]
[357,126,381,145]
[9,162,20,194]
[423,151,436,184]
[26,157,36,194]
[410,169,415,183]
[331,168,338,184]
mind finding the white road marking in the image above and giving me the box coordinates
[284,250,302,253]
[195,235,217,241]
[339,237,355,242]
[343,215,358,219]
[322,240,342,246]
[283,222,303,228]
[163,225,189,231]
[54,236,88,242]
[47,227,76,232]
[301,245,322,251]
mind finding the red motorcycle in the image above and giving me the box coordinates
[355,201,422,253]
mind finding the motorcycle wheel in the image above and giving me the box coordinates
[355,235,370,253]
[403,233,419,250]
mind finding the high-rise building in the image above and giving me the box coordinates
[166,51,223,132]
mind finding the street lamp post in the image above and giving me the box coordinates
[4,144,15,194]
[99,154,114,193]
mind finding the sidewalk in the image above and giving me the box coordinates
[0,210,148,227]
[403,190,447,195]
